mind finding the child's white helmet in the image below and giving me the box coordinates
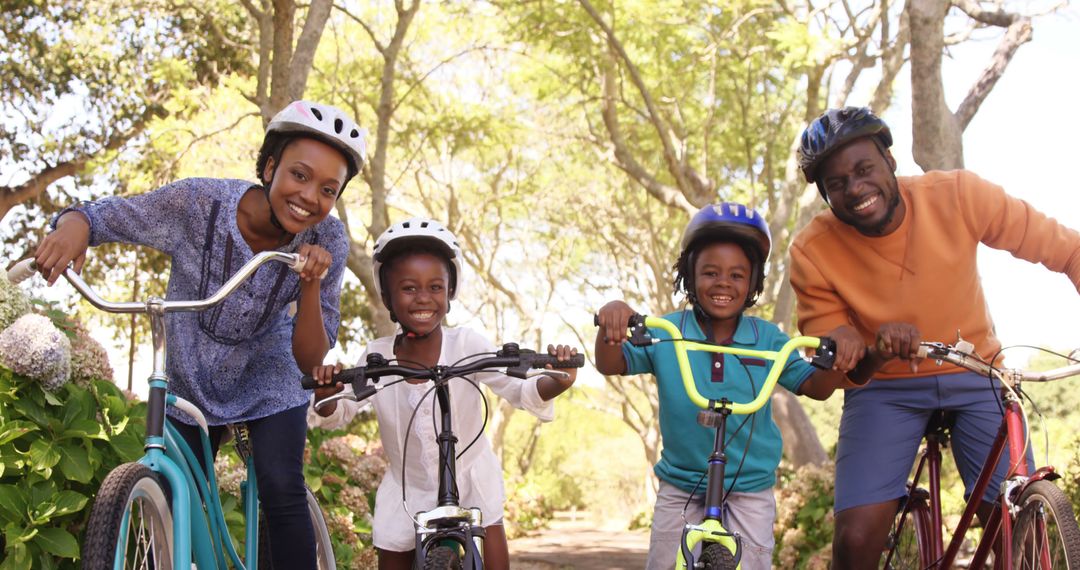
[372,218,463,301]
[266,100,368,174]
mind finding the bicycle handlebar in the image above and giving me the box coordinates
[918,341,1080,386]
[7,252,306,314]
[303,345,586,410]
[597,313,835,415]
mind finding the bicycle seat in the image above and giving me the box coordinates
[924,410,956,441]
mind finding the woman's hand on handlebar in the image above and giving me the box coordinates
[537,344,579,401]
[295,243,332,284]
[596,300,637,346]
[311,363,344,417]
[34,212,91,286]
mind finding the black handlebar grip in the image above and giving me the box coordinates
[300,375,320,390]
[811,337,838,370]
[528,353,586,369]
[300,366,368,390]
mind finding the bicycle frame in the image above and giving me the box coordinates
[10,252,302,570]
[412,380,485,569]
[888,386,1060,569]
[884,341,1080,570]
[633,316,832,569]
[308,345,583,569]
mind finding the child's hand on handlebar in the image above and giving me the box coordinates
[311,363,345,415]
[546,344,580,379]
[34,212,91,286]
[596,300,637,346]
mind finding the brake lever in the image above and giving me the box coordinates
[811,337,837,370]
[627,314,653,347]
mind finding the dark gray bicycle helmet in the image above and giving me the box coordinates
[798,107,892,200]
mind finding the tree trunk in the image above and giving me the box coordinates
[909,0,964,170]
[772,390,828,465]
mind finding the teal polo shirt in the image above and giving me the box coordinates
[623,310,814,494]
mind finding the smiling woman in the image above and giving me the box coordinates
[30,100,367,570]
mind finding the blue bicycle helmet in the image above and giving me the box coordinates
[676,202,771,309]
[798,106,892,199]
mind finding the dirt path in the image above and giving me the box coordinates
[509,513,649,569]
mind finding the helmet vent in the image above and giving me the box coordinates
[402,222,411,228]
[334,118,343,133]
[350,129,360,138]
[310,107,323,121]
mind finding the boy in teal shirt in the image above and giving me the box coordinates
[596,203,882,570]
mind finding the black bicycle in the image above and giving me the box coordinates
[301,343,584,570]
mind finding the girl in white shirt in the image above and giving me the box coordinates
[308,218,578,570]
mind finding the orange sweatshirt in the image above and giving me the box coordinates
[790,170,1080,379]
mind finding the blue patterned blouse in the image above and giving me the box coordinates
[57,178,349,425]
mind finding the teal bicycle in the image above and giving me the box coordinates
[8,253,335,569]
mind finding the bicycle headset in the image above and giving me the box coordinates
[255,100,368,231]
[674,202,771,327]
[371,217,463,339]
[797,106,893,203]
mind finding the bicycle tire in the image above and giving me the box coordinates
[81,462,174,570]
[882,493,934,570]
[1011,480,1080,569]
[699,542,738,570]
[422,545,464,570]
[256,487,336,570]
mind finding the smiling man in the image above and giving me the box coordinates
[787,107,1080,569]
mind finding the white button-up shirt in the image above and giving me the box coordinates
[308,327,554,551]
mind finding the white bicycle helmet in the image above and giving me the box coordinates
[266,100,368,174]
[372,218,463,301]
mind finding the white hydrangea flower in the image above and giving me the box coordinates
[0,314,72,391]
[0,271,33,331]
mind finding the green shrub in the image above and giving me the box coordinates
[0,367,146,569]
[504,476,555,539]
[773,461,834,569]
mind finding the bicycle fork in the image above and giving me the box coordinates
[677,403,742,570]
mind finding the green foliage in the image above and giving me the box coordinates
[303,418,382,568]
[0,368,146,568]
[503,477,555,539]
[0,276,31,333]
[773,461,834,569]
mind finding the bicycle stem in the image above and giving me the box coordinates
[435,381,462,508]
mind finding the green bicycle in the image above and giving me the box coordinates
[8,253,335,569]
[612,313,835,570]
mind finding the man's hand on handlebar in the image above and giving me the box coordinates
[876,322,923,373]
[311,363,345,417]
[827,325,867,373]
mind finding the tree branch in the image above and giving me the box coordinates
[287,0,334,101]
[954,16,1032,130]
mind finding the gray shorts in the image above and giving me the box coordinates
[834,372,1034,513]
[646,480,775,570]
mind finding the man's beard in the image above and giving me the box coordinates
[835,176,902,236]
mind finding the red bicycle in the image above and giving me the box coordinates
[883,339,1080,569]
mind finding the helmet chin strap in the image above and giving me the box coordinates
[686,292,715,342]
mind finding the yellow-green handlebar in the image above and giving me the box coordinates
[642,316,821,414]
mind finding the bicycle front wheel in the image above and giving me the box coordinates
[81,462,174,570]
[257,487,336,570]
[1011,480,1080,569]
[422,545,463,570]
[699,542,738,570]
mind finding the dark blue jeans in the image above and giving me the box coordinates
[172,403,316,569]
